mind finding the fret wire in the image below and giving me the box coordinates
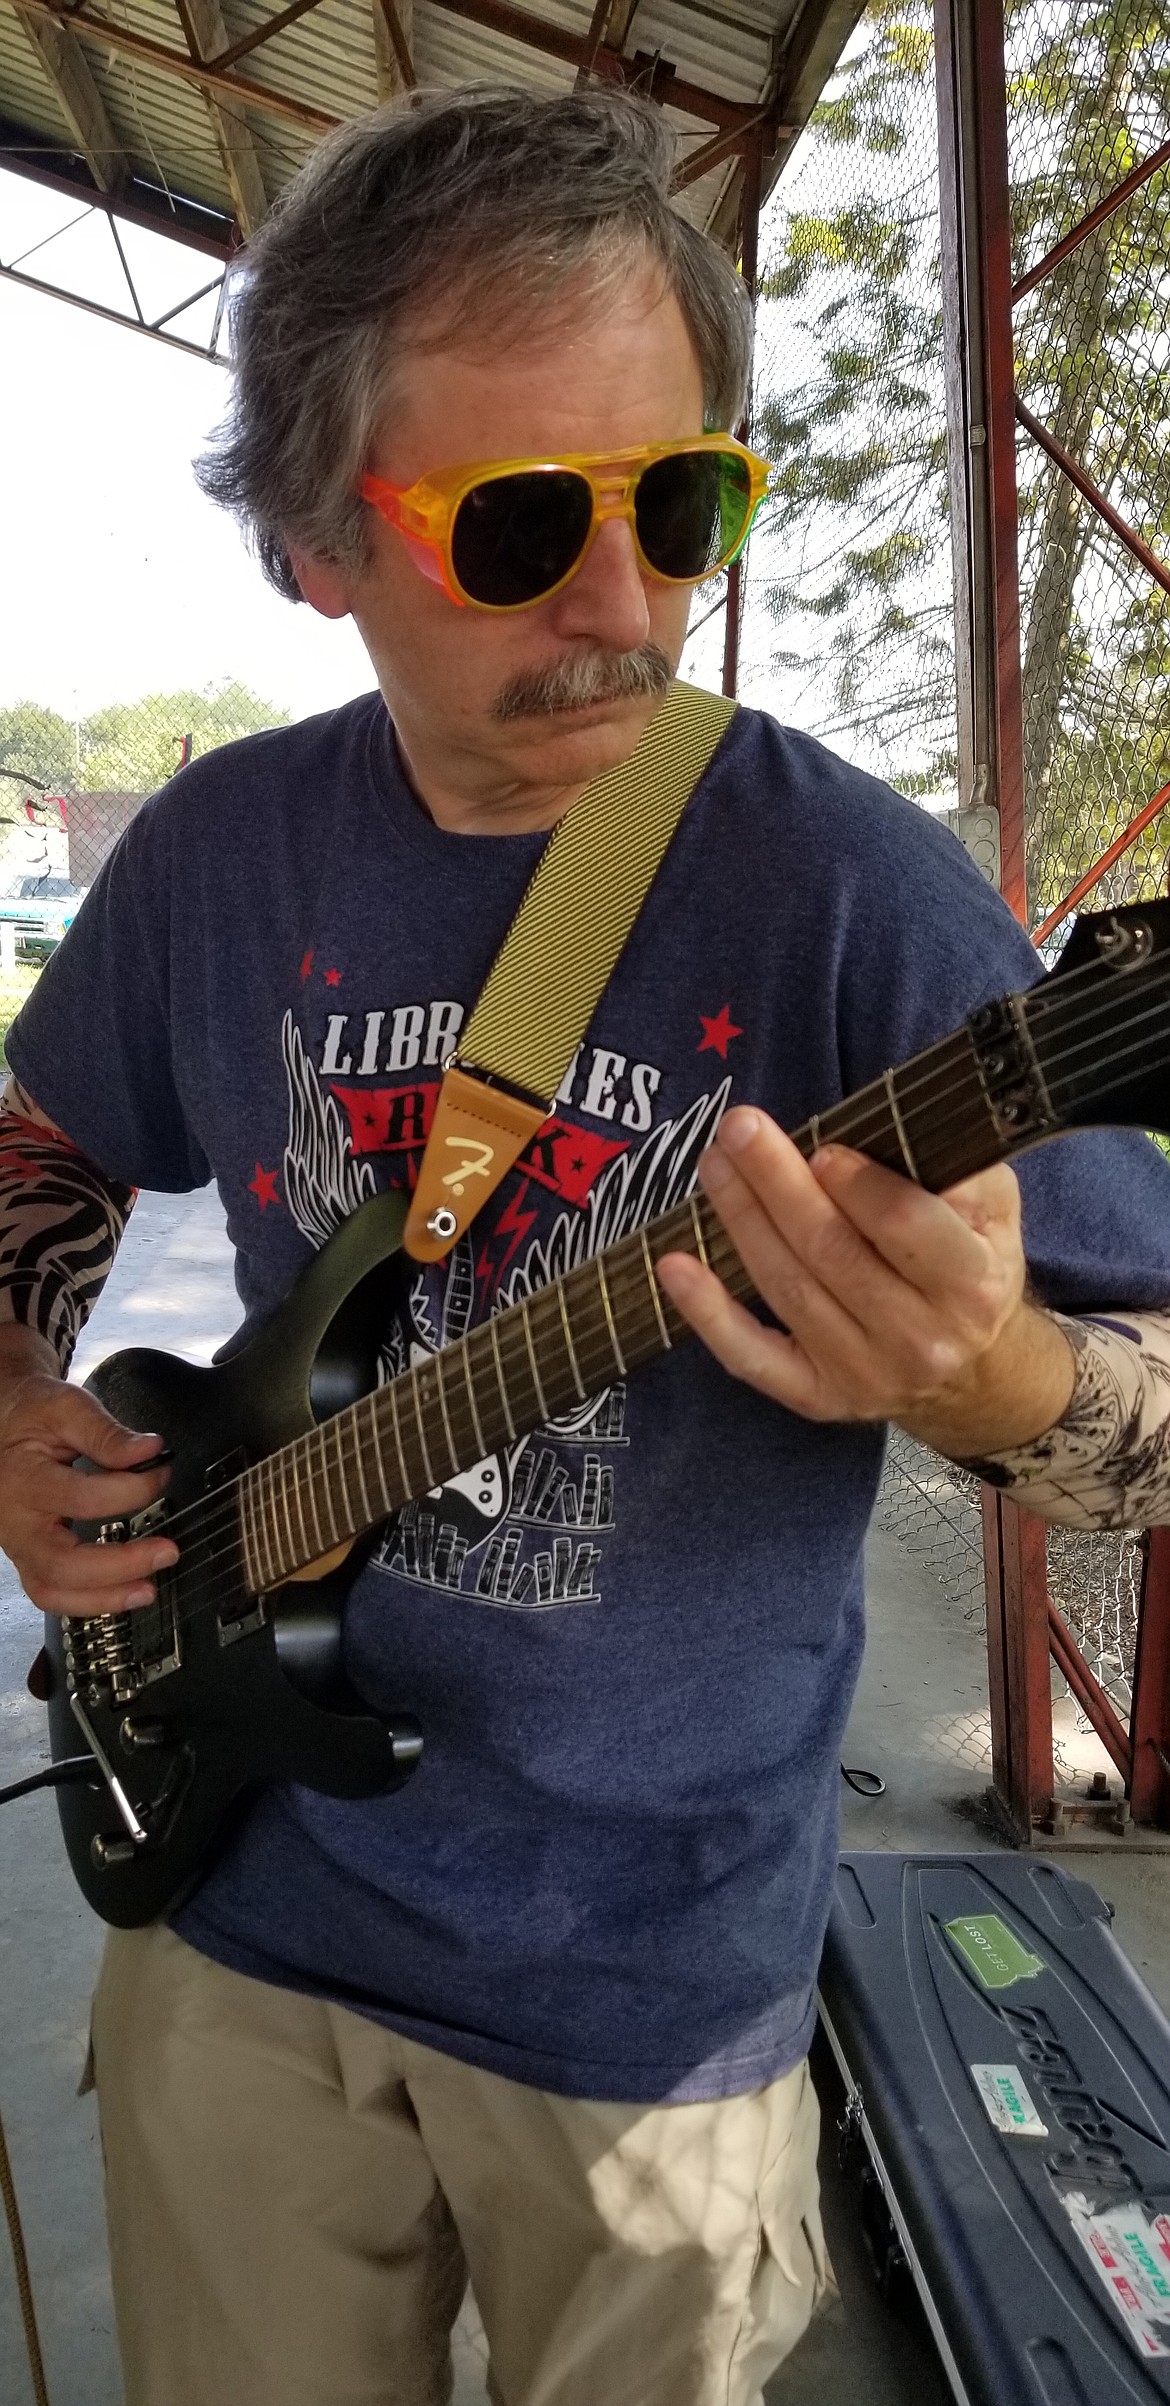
[240,1473,262,1593]
[333,1415,355,1536]
[688,1194,711,1268]
[640,1226,672,1350]
[318,1423,340,1546]
[520,1298,550,1422]
[301,1437,325,1559]
[882,1066,921,1181]
[460,1336,487,1456]
[594,1257,627,1376]
[364,1392,395,1519]
[433,1350,459,1477]
[410,1367,436,1489]
[276,1452,297,1580]
[348,1404,373,1529]
[556,1281,587,1400]
[260,1458,280,1590]
[387,1377,412,1497]
[290,1440,312,1567]
[489,1316,518,1441]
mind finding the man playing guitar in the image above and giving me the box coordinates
[1,85,1169,2406]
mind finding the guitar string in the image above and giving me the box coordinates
[78,973,1170,1641]
[94,976,1170,1636]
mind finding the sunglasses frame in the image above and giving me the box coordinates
[358,434,772,613]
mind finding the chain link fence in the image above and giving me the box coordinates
[0,684,290,1066]
[747,0,1163,1765]
[1010,0,1170,927]
[877,1432,1146,1748]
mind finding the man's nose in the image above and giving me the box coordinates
[546,516,652,652]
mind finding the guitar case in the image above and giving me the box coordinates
[817,1852,1170,2405]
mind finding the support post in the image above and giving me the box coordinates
[982,1489,1053,1840]
[1131,1529,1170,1827]
[933,0,1026,922]
[722,126,763,701]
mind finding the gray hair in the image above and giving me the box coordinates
[196,85,754,602]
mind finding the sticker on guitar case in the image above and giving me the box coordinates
[1062,2194,1170,2359]
[969,2063,1047,2135]
[944,1913,1045,1991]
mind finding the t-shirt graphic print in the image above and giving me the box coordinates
[279,994,731,1612]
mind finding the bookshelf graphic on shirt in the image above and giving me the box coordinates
[279,1002,730,1610]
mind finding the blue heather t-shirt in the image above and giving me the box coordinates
[12,692,1170,2103]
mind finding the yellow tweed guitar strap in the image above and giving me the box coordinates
[403,681,737,1261]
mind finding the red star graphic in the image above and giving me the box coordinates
[324,967,342,988]
[248,1163,281,1210]
[299,949,314,983]
[697,1005,743,1060]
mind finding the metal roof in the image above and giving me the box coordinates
[0,0,865,353]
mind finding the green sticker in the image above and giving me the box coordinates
[945,1914,1045,1991]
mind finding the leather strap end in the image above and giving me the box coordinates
[403,1066,549,1262]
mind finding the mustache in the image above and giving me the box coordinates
[492,644,674,723]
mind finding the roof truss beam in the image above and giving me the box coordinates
[209,0,331,71]
[373,0,414,95]
[11,0,339,134]
[13,5,131,193]
[175,0,268,234]
[427,0,761,132]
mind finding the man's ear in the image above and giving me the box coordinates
[289,551,353,619]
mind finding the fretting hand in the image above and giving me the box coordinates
[655,1107,1075,1458]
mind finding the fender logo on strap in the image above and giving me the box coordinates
[441,1137,496,1195]
[404,1063,547,1260]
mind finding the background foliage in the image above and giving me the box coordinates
[750,0,1170,921]
[0,681,290,811]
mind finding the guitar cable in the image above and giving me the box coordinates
[0,1758,94,1809]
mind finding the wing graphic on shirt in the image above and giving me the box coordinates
[496,1076,732,1434]
[281,1009,376,1250]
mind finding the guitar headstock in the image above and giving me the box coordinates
[1025,899,1170,1138]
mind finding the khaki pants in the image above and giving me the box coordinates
[91,1923,825,2406]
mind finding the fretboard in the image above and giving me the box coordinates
[236,1021,994,1594]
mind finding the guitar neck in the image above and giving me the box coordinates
[236,1019,1001,1595]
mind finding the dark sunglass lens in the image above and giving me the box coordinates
[634,450,753,579]
[451,471,593,606]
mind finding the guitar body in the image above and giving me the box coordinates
[42,1190,423,1928]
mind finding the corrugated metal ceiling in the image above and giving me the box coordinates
[0,0,866,267]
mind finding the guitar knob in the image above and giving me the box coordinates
[119,1717,166,1751]
[91,1833,136,1868]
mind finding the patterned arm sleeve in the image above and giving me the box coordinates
[966,1308,1170,1530]
[0,1080,134,1371]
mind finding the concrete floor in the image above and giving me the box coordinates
[1,1185,1167,2406]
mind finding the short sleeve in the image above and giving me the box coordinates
[6,794,211,1193]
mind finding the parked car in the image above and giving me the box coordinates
[0,876,87,957]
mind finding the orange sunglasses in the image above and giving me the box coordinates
[358,435,771,612]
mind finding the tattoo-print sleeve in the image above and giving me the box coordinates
[966,1308,1170,1530]
[0,1090,134,1370]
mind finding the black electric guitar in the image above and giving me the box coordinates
[37,901,1170,1925]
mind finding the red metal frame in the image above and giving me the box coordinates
[982,1490,1053,1840]
[1012,135,1170,304]
[1132,1530,1170,1822]
[942,0,1170,1834]
[1032,779,1170,948]
[1015,398,1170,599]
